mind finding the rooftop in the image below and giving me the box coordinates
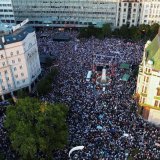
[0,26,35,49]
[146,34,160,70]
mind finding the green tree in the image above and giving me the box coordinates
[119,25,130,39]
[37,68,58,96]
[4,97,68,160]
[102,23,112,37]
[129,26,141,41]
[17,89,28,98]
[150,23,159,40]
[138,24,151,40]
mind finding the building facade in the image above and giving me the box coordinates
[0,26,41,100]
[0,0,157,28]
[140,0,160,25]
[117,0,142,27]
[136,31,160,125]
[0,0,15,25]
[12,0,119,28]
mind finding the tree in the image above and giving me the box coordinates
[138,24,151,40]
[102,24,112,37]
[4,97,68,160]
[119,25,130,39]
[129,26,141,41]
[150,23,159,40]
[37,68,58,96]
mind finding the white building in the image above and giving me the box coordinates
[0,0,15,25]
[117,0,142,27]
[136,30,160,125]
[12,0,119,28]
[2,0,160,28]
[0,25,41,100]
[140,0,160,25]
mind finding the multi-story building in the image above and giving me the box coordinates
[12,0,119,28]
[0,0,15,25]
[117,0,142,27]
[8,0,160,28]
[140,0,160,25]
[0,25,41,100]
[136,30,160,125]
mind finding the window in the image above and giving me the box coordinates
[144,87,147,93]
[142,86,144,92]
[2,62,5,66]
[142,98,145,103]
[1,55,3,58]
[4,70,7,74]
[17,51,19,54]
[22,79,25,83]
[14,67,17,71]
[15,75,18,78]
[21,73,24,76]
[18,58,21,62]
[2,86,5,90]
[20,65,22,69]
[17,81,19,84]
[154,100,158,107]
[10,52,13,56]
[146,77,149,83]
[12,60,15,64]
[8,84,11,88]
[157,88,160,96]
[6,77,9,81]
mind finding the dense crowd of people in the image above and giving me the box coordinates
[0,28,160,159]
[37,28,160,159]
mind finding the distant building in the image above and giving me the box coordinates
[136,29,160,125]
[117,0,142,27]
[0,0,15,25]
[11,0,119,28]
[140,0,160,25]
[0,25,41,100]
[6,0,160,28]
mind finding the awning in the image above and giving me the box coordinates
[120,63,130,69]
[122,74,130,81]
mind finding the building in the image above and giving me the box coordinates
[136,29,160,125]
[0,0,15,25]
[140,0,160,25]
[12,0,119,28]
[117,0,142,27]
[4,0,160,28]
[0,24,41,100]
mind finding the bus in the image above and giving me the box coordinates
[86,71,92,82]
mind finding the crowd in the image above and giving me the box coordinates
[0,28,160,160]
[37,28,160,160]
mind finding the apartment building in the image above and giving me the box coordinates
[11,0,119,28]
[140,0,160,25]
[117,0,142,27]
[0,25,41,100]
[136,30,160,125]
[0,0,159,28]
[0,0,15,25]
